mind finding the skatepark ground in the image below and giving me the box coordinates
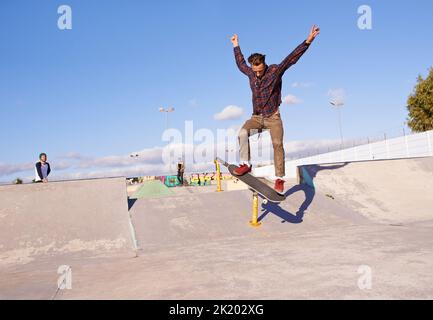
[1,157,433,299]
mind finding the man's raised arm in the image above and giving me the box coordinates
[231,34,252,77]
[276,25,320,76]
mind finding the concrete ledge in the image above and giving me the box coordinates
[0,177,137,267]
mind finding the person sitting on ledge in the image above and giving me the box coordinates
[34,153,51,183]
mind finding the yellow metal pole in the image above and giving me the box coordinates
[214,159,223,192]
[249,192,262,227]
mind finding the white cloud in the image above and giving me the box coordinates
[328,88,346,105]
[58,152,87,160]
[52,161,219,182]
[292,82,313,88]
[0,162,34,177]
[1,132,358,183]
[284,139,344,158]
[78,148,163,169]
[282,94,302,105]
[214,105,243,121]
[53,161,73,170]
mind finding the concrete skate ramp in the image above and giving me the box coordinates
[300,157,433,224]
[131,190,262,251]
[130,180,173,199]
[129,182,370,252]
[0,177,136,267]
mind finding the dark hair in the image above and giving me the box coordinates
[39,153,47,160]
[248,53,266,66]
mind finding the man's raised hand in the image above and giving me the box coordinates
[231,34,239,47]
[306,25,320,44]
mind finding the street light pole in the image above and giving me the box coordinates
[130,153,140,181]
[159,107,175,130]
[159,107,176,174]
[330,101,344,147]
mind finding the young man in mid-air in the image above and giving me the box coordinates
[230,25,320,194]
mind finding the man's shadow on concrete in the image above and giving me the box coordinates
[258,163,349,224]
[258,184,314,224]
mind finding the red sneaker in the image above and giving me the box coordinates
[274,178,285,194]
[233,164,252,176]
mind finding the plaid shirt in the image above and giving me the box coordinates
[234,40,310,117]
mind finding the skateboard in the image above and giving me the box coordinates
[216,158,286,204]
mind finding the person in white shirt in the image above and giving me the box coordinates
[34,153,51,183]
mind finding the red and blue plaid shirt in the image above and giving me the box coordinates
[234,40,310,117]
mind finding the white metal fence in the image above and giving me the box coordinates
[254,129,433,179]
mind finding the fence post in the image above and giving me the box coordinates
[427,131,433,156]
[405,132,410,157]
[368,137,373,160]
[384,133,390,159]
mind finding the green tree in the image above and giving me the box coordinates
[407,68,433,132]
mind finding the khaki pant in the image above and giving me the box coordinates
[238,110,285,177]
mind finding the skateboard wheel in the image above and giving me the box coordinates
[263,199,268,205]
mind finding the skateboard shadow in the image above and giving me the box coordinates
[258,184,315,224]
[258,162,349,224]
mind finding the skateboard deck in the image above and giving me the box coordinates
[217,158,286,203]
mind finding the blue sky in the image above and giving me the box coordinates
[1,0,432,181]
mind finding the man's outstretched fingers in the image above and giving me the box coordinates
[231,34,239,47]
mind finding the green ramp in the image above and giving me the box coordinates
[130,180,174,199]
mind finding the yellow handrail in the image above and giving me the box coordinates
[214,159,223,192]
[249,192,262,227]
